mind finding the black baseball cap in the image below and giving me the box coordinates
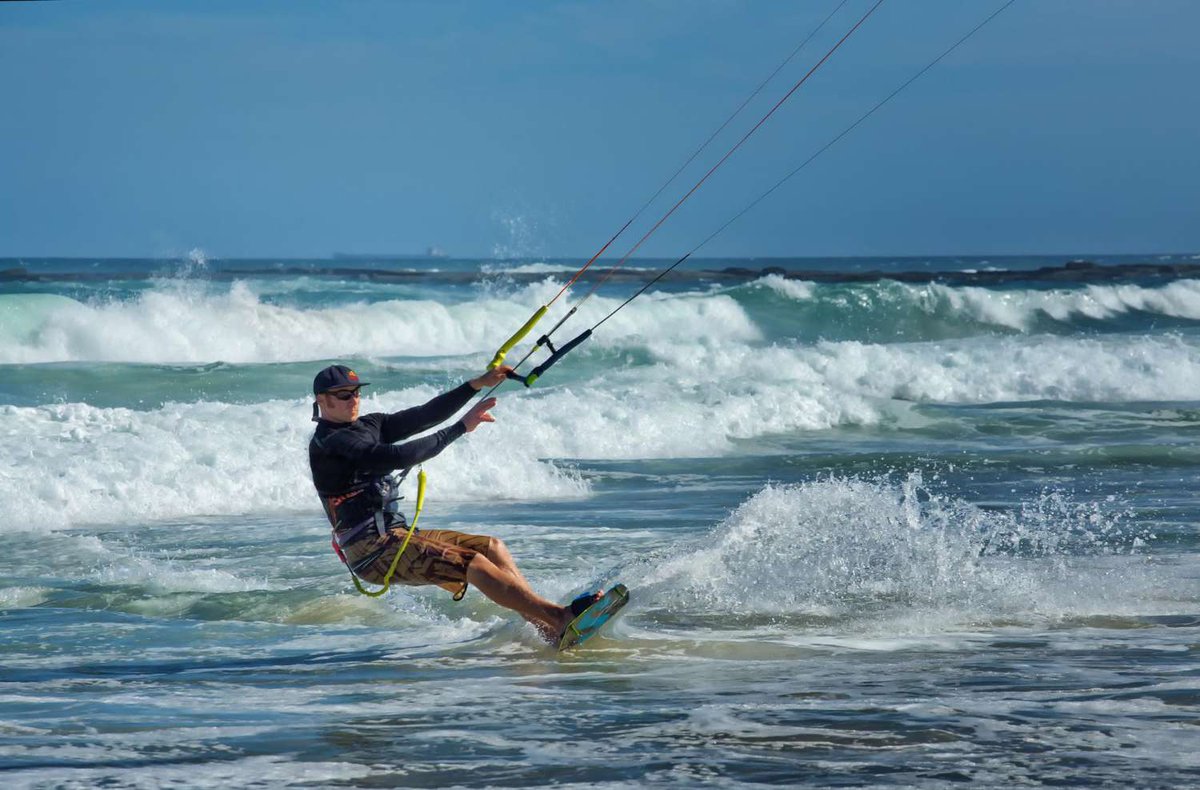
[312,365,370,395]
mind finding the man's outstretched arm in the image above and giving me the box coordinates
[381,367,511,442]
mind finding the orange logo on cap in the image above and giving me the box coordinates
[347,370,359,381]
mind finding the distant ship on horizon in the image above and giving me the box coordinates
[331,246,448,261]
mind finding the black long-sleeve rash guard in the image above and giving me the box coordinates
[309,381,476,499]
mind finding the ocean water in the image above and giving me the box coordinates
[1,253,1198,788]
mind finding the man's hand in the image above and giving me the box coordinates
[460,397,497,433]
[469,366,513,391]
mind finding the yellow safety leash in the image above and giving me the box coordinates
[350,468,427,598]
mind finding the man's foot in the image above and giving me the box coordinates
[568,590,604,619]
[542,590,604,644]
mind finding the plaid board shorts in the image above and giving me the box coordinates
[340,526,491,598]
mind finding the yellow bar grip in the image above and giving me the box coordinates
[488,305,548,369]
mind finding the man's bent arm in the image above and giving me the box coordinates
[381,381,476,443]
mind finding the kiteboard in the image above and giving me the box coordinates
[557,583,629,652]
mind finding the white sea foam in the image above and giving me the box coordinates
[483,262,580,275]
[756,275,1200,331]
[482,262,658,276]
[0,278,755,364]
[0,586,51,609]
[792,333,1200,403]
[8,274,1200,366]
[945,279,1200,330]
[0,280,542,364]
[4,756,374,790]
[635,475,1174,629]
[85,547,268,594]
[0,388,589,532]
[0,398,317,530]
[756,274,815,301]
[644,332,1200,407]
[4,330,1200,530]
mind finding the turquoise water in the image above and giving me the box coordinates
[1,254,1198,787]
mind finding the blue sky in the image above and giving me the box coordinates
[2,0,1196,259]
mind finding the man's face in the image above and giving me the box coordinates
[318,386,361,423]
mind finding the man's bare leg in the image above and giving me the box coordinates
[482,537,533,589]
[466,553,570,640]
[478,538,560,634]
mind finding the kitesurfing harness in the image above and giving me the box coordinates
[310,379,475,598]
[324,466,430,598]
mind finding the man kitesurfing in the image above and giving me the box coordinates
[302,0,1002,650]
[307,363,603,643]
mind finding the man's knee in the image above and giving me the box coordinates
[466,550,496,578]
[486,536,509,559]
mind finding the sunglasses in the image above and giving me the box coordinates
[327,388,361,401]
